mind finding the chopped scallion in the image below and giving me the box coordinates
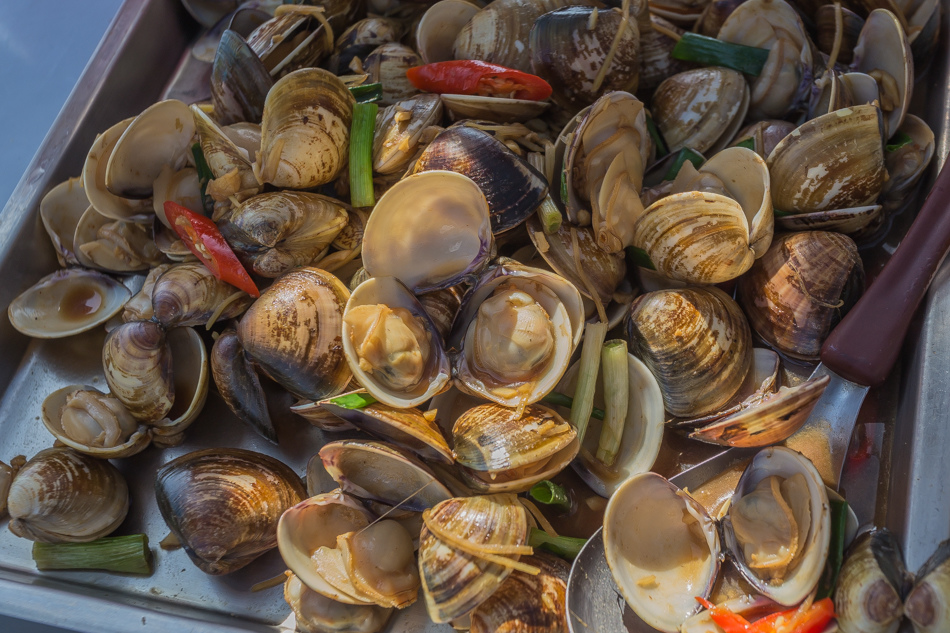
[672,32,770,77]
[349,102,379,208]
[349,82,383,103]
[596,340,629,467]
[328,392,377,410]
[528,480,571,512]
[571,321,607,444]
[528,527,587,561]
[33,534,153,575]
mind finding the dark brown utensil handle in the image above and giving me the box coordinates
[821,161,950,387]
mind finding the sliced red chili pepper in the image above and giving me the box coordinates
[695,597,836,633]
[406,60,552,101]
[163,201,260,298]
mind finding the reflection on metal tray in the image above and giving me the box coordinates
[0,1,948,632]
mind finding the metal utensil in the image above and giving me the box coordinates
[566,448,755,633]
[565,160,950,633]
[787,159,950,488]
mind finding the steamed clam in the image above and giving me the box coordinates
[5,447,129,543]
[41,386,150,459]
[156,448,305,575]
[449,262,584,411]
[283,572,393,633]
[835,528,912,633]
[150,262,253,328]
[905,540,950,633]
[469,552,569,632]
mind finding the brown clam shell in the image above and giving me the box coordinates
[155,448,305,575]
[469,552,569,633]
[738,231,865,361]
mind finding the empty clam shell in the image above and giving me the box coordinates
[8,269,130,339]
[39,177,89,267]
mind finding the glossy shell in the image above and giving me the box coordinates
[905,539,950,633]
[8,269,130,339]
[151,262,253,328]
[362,171,493,293]
[625,286,752,417]
[738,231,865,361]
[39,177,89,266]
[604,472,720,632]
[7,447,129,543]
[102,320,174,424]
[835,529,911,633]
[283,572,393,633]
[469,552,569,633]
[238,267,352,401]
[155,448,306,575]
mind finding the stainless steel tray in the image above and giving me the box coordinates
[0,0,948,631]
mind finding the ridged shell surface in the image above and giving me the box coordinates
[625,286,752,417]
[469,552,569,633]
[237,267,352,401]
[7,447,129,543]
[738,231,865,360]
[258,68,354,189]
[420,494,528,623]
[835,529,910,633]
[152,262,253,328]
[155,448,305,575]
[102,320,174,423]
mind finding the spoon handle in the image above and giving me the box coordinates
[821,160,950,387]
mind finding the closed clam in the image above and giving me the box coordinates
[410,125,548,235]
[419,494,533,623]
[151,262,253,328]
[246,9,333,78]
[625,286,752,417]
[211,326,274,442]
[343,276,452,408]
[652,67,749,154]
[156,448,305,575]
[257,68,355,189]
[219,191,348,278]
[238,267,352,401]
[835,528,911,633]
[452,403,579,493]
[102,320,173,424]
[6,447,129,543]
[738,231,865,361]
[362,171,493,293]
[469,552,569,633]
[768,104,886,214]
[41,386,149,459]
[530,6,640,112]
[362,43,421,106]
[211,30,272,125]
[450,262,584,411]
[8,269,130,339]
[632,146,773,284]
[330,17,405,74]
[604,472,721,632]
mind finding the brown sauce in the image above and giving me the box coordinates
[59,283,104,321]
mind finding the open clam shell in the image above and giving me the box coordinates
[450,262,584,410]
[8,269,130,339]
[149,325,209,441]
[318,440,453,512]
[556,352,664,497]
[721,446,831,606]
[440,94,550,124]
[905,539,950,633]
[468,552,569,633]
[40,177,90,266]
[41,385,150,459]
[105,99,196,199]
[373,93,443,175]
[452,403,579,493]
[318,391,453,464]
[362,171,493,293]
[211,30,272,125]
[81,117,153,220]
[416,0,480,64]
[211,327,274,442]
[411,125,548,235]
[73,205,165,273]
[8,447,129,543]
[283,572,393,633]
[342,276,452,408]
[604,472,721,632]
[851,8,913,140]
[156,448,305,575]
[277,490,376,604]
